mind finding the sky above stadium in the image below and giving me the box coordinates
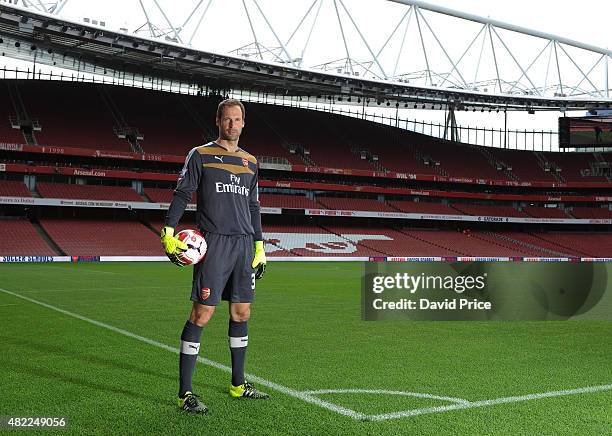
[46,0,608,50]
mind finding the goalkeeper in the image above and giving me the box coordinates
[161,98,268,414]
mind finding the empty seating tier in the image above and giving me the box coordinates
[0,219,55,256]
[0,180,31,197]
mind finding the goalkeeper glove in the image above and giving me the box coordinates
[251,240,267,279]
[160,226,188,267]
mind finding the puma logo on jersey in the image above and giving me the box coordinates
[214,156,224,163]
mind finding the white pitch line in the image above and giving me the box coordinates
[0,287,365,421]
[301,389,470,405]
[2,286,611,422]
[366,384,612,421]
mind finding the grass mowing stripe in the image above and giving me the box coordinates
[368,384,612,420]
[0,286,366,421]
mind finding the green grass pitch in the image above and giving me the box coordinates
[0,262,610,435]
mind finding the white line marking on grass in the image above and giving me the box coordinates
[0,287,365,421]
[301,389,470,405]
[366,384,612,421]
[2,286,611,422]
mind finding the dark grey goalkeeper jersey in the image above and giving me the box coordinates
[165,142,263,241]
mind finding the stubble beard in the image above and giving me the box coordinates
[220,131,240,142]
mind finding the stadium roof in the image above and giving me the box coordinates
[0,3,610,112]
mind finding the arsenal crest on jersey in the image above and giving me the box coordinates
[242,157,249,167]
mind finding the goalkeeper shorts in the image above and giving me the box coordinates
[191,232,255,306]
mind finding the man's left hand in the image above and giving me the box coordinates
[251,240,267,279]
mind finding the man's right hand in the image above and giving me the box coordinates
[160,226,188,266]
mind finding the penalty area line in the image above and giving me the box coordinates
[0,287,365,421]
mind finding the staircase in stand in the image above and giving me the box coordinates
[97,85,143,153]
[535,151,564,183]
[255,106,315,166]
[6,82,39,145]
[478,146,518,181]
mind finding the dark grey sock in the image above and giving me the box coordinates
[179,320,203,397]
[228,320,248,386]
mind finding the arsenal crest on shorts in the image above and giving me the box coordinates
[200,287,210,300]
[242,157,248,167]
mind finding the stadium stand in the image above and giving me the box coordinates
[264,224,393,257]
[256,105,377,170]
[488,149,556,182]
[569,206,612,219]
[493,232,579,257]
[531,232,612,257]
[0,179,32,197]
[0,81,610,261]
[368,142,439,175]
[450,203,527,217]
[37,182,143,202]
[325,225,462,256]
[403,228,534,257]
[469,231,552,256]
[543,152,606,182]
[418,141,509,180]
[106,86,205,156]
[316,197,395,211]
[330,114,439,175]
[239,108,303,165]
[41,219,162,256]
[262,224,604,257]
[0,218,56,256]
[0,84,27,144]
[17,81,132,151]
[144,187,195,204]
[259,193,321,209]
[523,206,571,218]
[388,200,462,215]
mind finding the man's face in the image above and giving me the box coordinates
[216,105,244,141]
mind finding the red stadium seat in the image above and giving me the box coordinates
[0,180,31,197]
[259,193,320,209]
[41,219,163,256]
[0,219,56,256]
[316,197,395,212]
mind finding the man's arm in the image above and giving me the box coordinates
[166,148,202,228]
[249,165,263,242]
[249,165,266,279]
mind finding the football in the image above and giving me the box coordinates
[175,229,207,265]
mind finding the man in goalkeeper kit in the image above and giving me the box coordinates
[160,98,268,414]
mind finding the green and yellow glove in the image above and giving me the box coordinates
[251,240,267,279]
[160,226,188,267]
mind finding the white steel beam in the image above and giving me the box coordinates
[387,0,612,57]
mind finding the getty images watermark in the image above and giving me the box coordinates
[371,272,491,311]
[362,261,612,321]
